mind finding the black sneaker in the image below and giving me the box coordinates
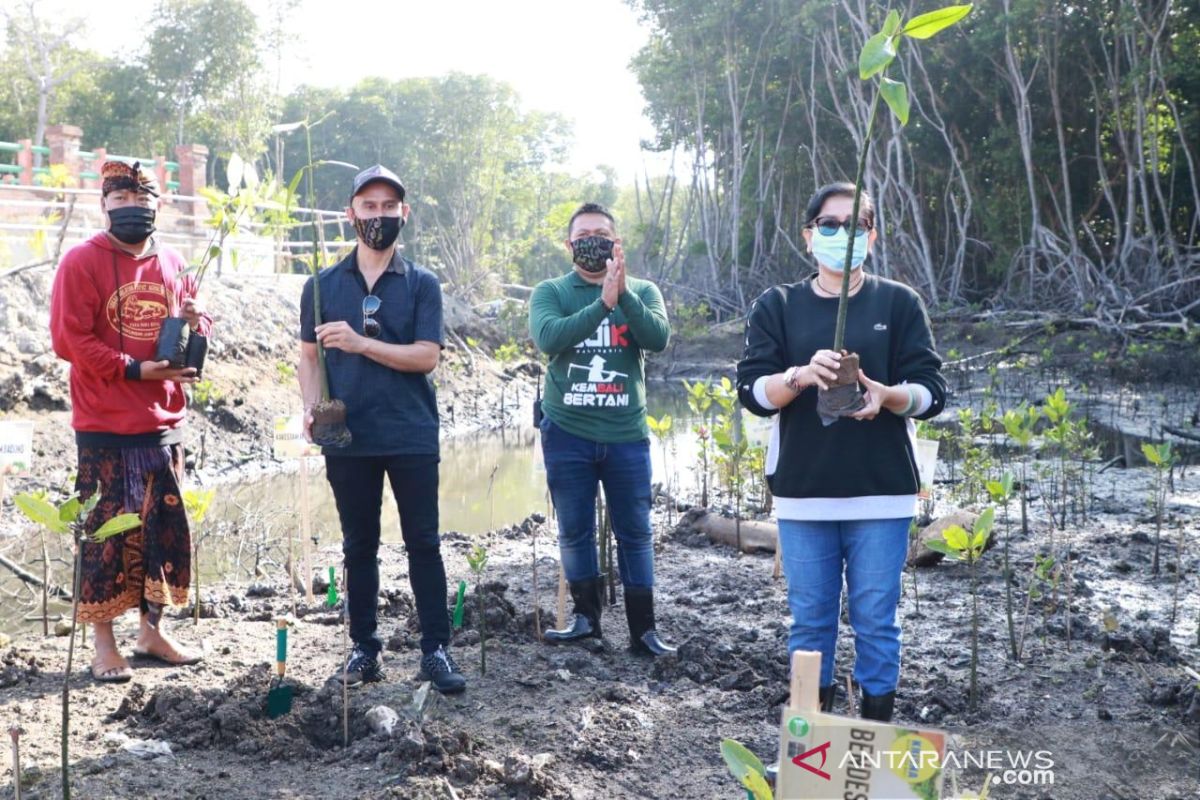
[418,645,466,694]
[335,645,384,686]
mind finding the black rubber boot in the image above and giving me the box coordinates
[624,586,676,656]
[860,690,896,722]
[819,684,836,712]
[544,576,604,643]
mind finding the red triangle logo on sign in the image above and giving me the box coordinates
[792,740,832,781]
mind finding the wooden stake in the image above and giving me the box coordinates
[556,566,567,629]
[787,650,821,711]
[299,458,315,603]
[773,534,783,581]
[341,565,349,749]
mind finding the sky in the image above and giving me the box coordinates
[60,0,665,181]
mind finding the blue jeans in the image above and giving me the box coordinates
[777,518,911,695]
[540,418,655,588]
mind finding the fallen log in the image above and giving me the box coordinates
[677,508,777,554]
[0,553,73,600]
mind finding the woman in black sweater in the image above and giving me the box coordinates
[736,183,946,722]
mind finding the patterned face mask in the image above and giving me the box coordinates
[353,215,404,251]
[570,235,615,273]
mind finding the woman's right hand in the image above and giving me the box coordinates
[801,349,842,391]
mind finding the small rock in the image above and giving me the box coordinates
[365,705,400,737]
[54,620,74,637]
[246,584,276,598]
[1130,531,1151,544]
[503,753,533,785]
[1098,708,1113,721]
[0,632,10,648]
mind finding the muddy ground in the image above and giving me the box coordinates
[1,450,1198,799]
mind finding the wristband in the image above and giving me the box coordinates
[124,359,141,381]
[783,366,804,392]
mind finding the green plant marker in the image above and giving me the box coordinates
[326,566,338,607]
[452,580,467,629]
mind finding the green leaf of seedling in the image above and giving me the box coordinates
[1001,472,1014,496]
[902,4,973,40]
[882,9,902,37]
[985,481,1007,502]
[859,30,897,79]
[315,160,360,172]
[880,77,910,126]
[286,166,306,200]
[81,492,101,516]
[974,507,996,538]
[14,493,67,534]
[971,530,987,551]
[943,525,969,552]
[924,539,959,558]
[59,496,81,524]
[1141,442,1162,466]
[93,513,142,541]
[721,739,772,799]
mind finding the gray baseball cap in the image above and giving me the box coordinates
[350,164,406,202]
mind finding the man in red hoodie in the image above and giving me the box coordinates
[49,160,211,682]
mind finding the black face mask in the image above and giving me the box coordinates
[570,235,614,273]
[354,215,404,251]
[107,205,156,244]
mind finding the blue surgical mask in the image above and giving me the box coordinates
[810,228,869,271]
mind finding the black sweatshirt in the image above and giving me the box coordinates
[736,274,946,519]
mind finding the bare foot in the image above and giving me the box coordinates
[134,628,202,666]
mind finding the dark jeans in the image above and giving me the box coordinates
[539,418,655,588]
[325,453,448,656]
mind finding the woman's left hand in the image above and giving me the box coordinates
[850,369,888,420]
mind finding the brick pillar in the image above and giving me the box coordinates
[17,139,33,185]
[86,147,107,191]
[174,144,208,221]
[45,125,83,184]
[154,156,169,199]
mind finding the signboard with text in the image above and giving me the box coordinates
[777,711,946,800]
[0,420,34,477]
[273,415,322,460]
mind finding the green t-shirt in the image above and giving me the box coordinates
[529,271,670,443]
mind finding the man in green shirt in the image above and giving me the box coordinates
[529,203,675,657]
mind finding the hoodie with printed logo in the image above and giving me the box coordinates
[529,271,669,443]
[736,274,946,520]
[49,232,212,446]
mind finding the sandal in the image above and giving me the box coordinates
[90,659,133,684]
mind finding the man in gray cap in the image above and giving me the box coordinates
[298,165,465,693]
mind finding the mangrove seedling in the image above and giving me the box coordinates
[277,116,358,447]
[647,413,674,526]
[13,491,140,800]
[467,544,489,676]
[682,378,715,507]
[1001,404,1039,536]
[183,488,216,626]
[1141,441,1174,578]
[986,472,1018,660]
[720,738,772,800]
[925,506,994,710]
[820,4,973,422]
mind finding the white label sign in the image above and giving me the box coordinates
[273,415,321,460]
[0,420,34,477]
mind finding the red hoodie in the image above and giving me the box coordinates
[50,232,213,439]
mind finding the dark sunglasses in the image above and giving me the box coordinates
[362,295,382,338]
[812,216,872,237]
